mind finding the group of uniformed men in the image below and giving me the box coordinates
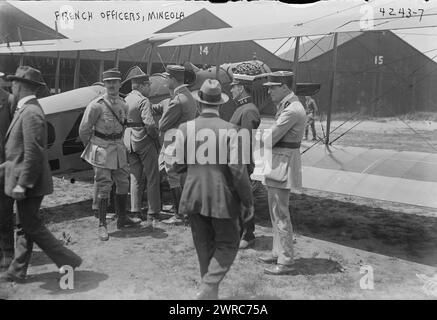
[1,63,309,300]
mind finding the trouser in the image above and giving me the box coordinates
[189,214,240,285]
[239,179,258,242]
[305,117,316,139]
[266,186,294,265]
[0,184,14,268]
[6,196,82,278]
[94,165,129,199]
[128,142,161,214]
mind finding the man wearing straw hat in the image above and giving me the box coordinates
[259,71,307,275]
[173,79,254,299]
[0,66,82,283]
[122,66,161,222]
[79,68,138,242]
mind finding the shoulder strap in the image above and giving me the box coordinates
[101,98,125,126]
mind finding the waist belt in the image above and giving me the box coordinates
[125,122,144,128]
[275,141,301,149]
[94,130,123,140]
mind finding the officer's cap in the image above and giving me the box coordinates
[230,74,255,86]
[263,71,294,87]
[163,65,185,79]
[102,68,122,81]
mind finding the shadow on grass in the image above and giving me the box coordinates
[254,187,437,266]
[24,270,108,295]
[109,225,168,239]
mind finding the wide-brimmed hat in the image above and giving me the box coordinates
[102,68,122,81]
[262,71,294,87]
[192,79,229,106]
[6,66,46,86]
[122,66,149,84]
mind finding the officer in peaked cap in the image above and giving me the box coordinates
[258,70,307,275]
[122,66,161,222]
[229,73,261,250]
[153,65,197,225]
[79,68,138,241]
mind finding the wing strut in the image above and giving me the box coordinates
[73,51,81,89]
[292,36,300,92]
[215,43,222,80]
[325,32,338,146]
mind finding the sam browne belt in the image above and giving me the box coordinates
[275,141,301,149]
[94,130,123,140]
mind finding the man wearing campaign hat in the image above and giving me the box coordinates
[0,66,82,283]
[156,65,197,225]
[259,71,307,275]
[173,79,254,299]
[122,66,161,222]
[229,74,261,250]
[79,68,138,241]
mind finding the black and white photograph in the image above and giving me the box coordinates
[0,0,437,305]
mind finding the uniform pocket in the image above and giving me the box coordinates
[93,145,107,166]
[263,151,291,182]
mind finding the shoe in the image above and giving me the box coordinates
[264,264,296,275]
[98,226,109,241]
[312,138,318,141]
[257,254,278,264]
[0,272,26,284]
[127,211,144,223]
[195,283,219,300]
[161,215,184,225]
[239,239,255,249]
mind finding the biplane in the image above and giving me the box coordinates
[1,0,436,208]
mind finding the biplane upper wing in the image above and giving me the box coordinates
[0,31,193,54]
[160,6,437,47]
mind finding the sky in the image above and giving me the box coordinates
[6,0,437,59]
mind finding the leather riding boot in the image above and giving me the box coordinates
[116,194,138,229]
[98,198,109,241]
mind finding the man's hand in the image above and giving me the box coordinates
[241,205,254,224]
[11,184,26,200]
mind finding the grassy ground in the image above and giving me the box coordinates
[1,118,437,300]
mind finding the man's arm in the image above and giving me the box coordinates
[139,98,159,140]
[264,103,300,146]
[79,102,101,145]
[240,109,260,131]
[18,108,45,189]
[159,96,182,133]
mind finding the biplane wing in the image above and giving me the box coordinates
[0,31,193,54]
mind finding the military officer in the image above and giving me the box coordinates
[122,66,161,222]
[154,65,197,225]
[79,68,137,241]
[259,71,307,275]
[229,73,261,249]
[304,95,319,141]
[172,79,254,299]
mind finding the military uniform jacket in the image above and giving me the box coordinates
[173,112,254,219]
[229,96,260,175]
[158,85,198,170]
[262,92,307,190]
[3,98,53,197]
[79,94,128,170]
[123,90,158,153]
